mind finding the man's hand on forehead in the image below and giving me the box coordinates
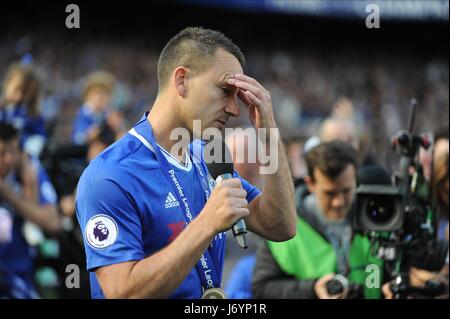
[226,73,276,130]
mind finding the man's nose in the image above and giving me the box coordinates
[331,194,345,208]
[225,98,240,118]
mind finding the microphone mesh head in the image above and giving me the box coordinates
[204,137,234,179]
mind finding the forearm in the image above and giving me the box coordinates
[0,183,60,234]
[257,139,296,240]
[101,213,217,298]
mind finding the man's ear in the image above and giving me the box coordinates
[173,67,189,97]
[304,175,315,194]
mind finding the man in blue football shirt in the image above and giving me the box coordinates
[76,27,296,299]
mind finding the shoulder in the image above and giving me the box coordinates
[78,132,161,193]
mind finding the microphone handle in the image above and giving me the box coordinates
[216,173,248,249]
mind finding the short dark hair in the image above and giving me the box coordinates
[157,27,245,91]
[305,140,358,181]
[0,122,19,142]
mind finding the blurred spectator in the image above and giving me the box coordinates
[252,141,383,299]
[303,97,376,167]
[433,125,449,177]
[71,71,116,144]
[434,152,449,241]
[57,121,117,298]
[0,122,60,298]
[303,116,375,166]
[284,136,307,181]
[319,118,359,148]
[432,125,449,239]
[0,63,46,157]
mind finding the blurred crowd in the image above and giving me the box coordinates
[1,36,448,148]
[0,33,448,298]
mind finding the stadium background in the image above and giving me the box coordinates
[0,0,448,298]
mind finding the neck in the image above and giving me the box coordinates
[147,94,192,163]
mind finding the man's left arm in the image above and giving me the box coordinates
[227,74,296,241]
[246,139,296,241]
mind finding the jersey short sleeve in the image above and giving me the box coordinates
[76,173,144,271]
[232,171,261,202]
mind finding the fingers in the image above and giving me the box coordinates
[244,90,262,108]
[382,282,393,299]
[214,178,248,201]
[321,273,335,282]
[218,178,243,189]
[235,207,250,218]
[234,73,268,93]
[237,89,258,126]
[228,187,247,199]
[237,88,253,106]
[227,78,264,100]
[409,267,436,288]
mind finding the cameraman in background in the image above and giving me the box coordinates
[253,141,383,299]
[382,125,449,299]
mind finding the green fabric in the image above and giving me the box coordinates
[268,217,383,298]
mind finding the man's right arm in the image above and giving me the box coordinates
[96,211,216,298]
[90,178,249,299]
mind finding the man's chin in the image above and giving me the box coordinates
[326,210,348,221]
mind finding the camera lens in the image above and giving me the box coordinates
[365,196,394,223]
[326,279,344,295]
[326,275,349,296]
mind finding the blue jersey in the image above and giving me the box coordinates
[76,114,260,299]
[0,159,56,294]
[0,104,46,143]
[71,104,106,144]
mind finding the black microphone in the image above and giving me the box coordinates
[205,138,248,249]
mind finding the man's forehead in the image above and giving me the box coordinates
[211,49,243,80]
[219,72,240,82]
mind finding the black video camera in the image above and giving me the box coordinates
[352,100,448,298]
[354,184,403,232]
